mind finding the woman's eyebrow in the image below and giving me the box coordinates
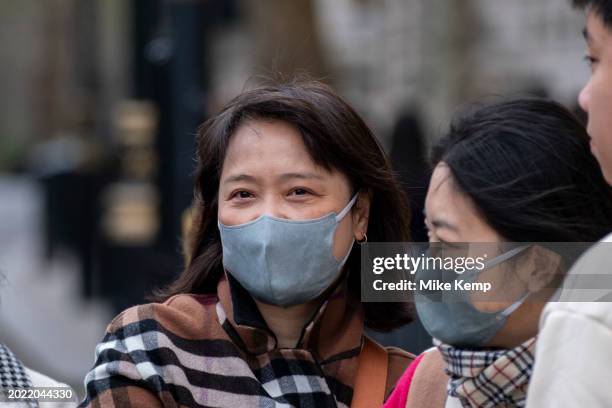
[222,174,258,184]
[583,27,594,46]
[423,209,458,232]
[222,172,324,185]
[278,172,325,182]
[430,218,459,232]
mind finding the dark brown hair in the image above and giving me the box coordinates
[154,80,413,331]
[573,0,612,28]
[432,98,612,243]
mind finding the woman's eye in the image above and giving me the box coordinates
[231,190,253,200]
[584,55,598,69]
[289,188,311,197]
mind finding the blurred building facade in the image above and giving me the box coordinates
[313,0,587,144]
[0,0,589,168]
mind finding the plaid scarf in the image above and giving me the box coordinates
[81,274,412,407]
[435,338,536,408]
[0,343,37,408]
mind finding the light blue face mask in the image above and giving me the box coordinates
[415,245,531,347]
[218,194,358,307]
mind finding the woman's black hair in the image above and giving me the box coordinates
[573,0,612,28]
[431,98,612,243]
[154,80,413,331]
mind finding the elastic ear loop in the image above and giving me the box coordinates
[492,245,533,319]
[483,244,531,269]
[336,193,365,247]
[336,193,360,265]
[477,244,532,319]
[497,292,531,320]
[335,193,359,222]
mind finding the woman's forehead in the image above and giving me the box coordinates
[220,119,347,185]
[426,166,480,225]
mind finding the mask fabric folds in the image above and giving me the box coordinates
[415,245,531,347]
[218,194,358,307]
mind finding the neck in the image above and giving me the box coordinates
[487,287,557,348]
[255,298,321,348]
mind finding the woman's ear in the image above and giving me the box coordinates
[516,245,563,293]
[352,190,372,240]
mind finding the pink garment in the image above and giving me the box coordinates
[383,352,425,408]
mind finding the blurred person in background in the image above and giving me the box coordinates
[389,110,429,243]
[79,81,416,407]
[383,99,612,408]
[0,279,76,407]
[528,1,612,406]
[387,110,434,355]
[0,343,76,407]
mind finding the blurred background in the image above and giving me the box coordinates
[0,0,588,396]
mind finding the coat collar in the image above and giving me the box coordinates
[215,272,364,362]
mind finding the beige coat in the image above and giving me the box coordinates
[527,233,612,407]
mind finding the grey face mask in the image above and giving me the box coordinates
[415,245,531,347]
[218,194,358,307]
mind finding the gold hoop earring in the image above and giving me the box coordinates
[357,233,368,245]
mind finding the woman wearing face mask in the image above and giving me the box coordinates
[80,81,415,407]
[384,99,612,408]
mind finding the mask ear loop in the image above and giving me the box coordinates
[478,244,532,319]
[485,245,533,319]
[335,193,359,222]
[340,193,367,245]
[482,244,531,269]
[332,193,361,269]
[496,292,531,320]
[332,193,361,266]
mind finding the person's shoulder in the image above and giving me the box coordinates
[554,234,612,302]
[25,367,70,388]
[398,348,448,408]
[385,346,416,364]
[24,367,78,407]
[541,234,612,335]
[106,293,219,337]
[542,301,612,330]
[383,345,417,399]
[571,232,612,269]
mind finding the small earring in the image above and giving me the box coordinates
[357,233,368,245]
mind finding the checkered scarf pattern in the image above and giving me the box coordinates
[80,276,368,407]
[0,343,37,407]
[435,337,536,408]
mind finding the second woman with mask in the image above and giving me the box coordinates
[385,99,612,408]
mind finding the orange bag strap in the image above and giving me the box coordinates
[351,336,389,408]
